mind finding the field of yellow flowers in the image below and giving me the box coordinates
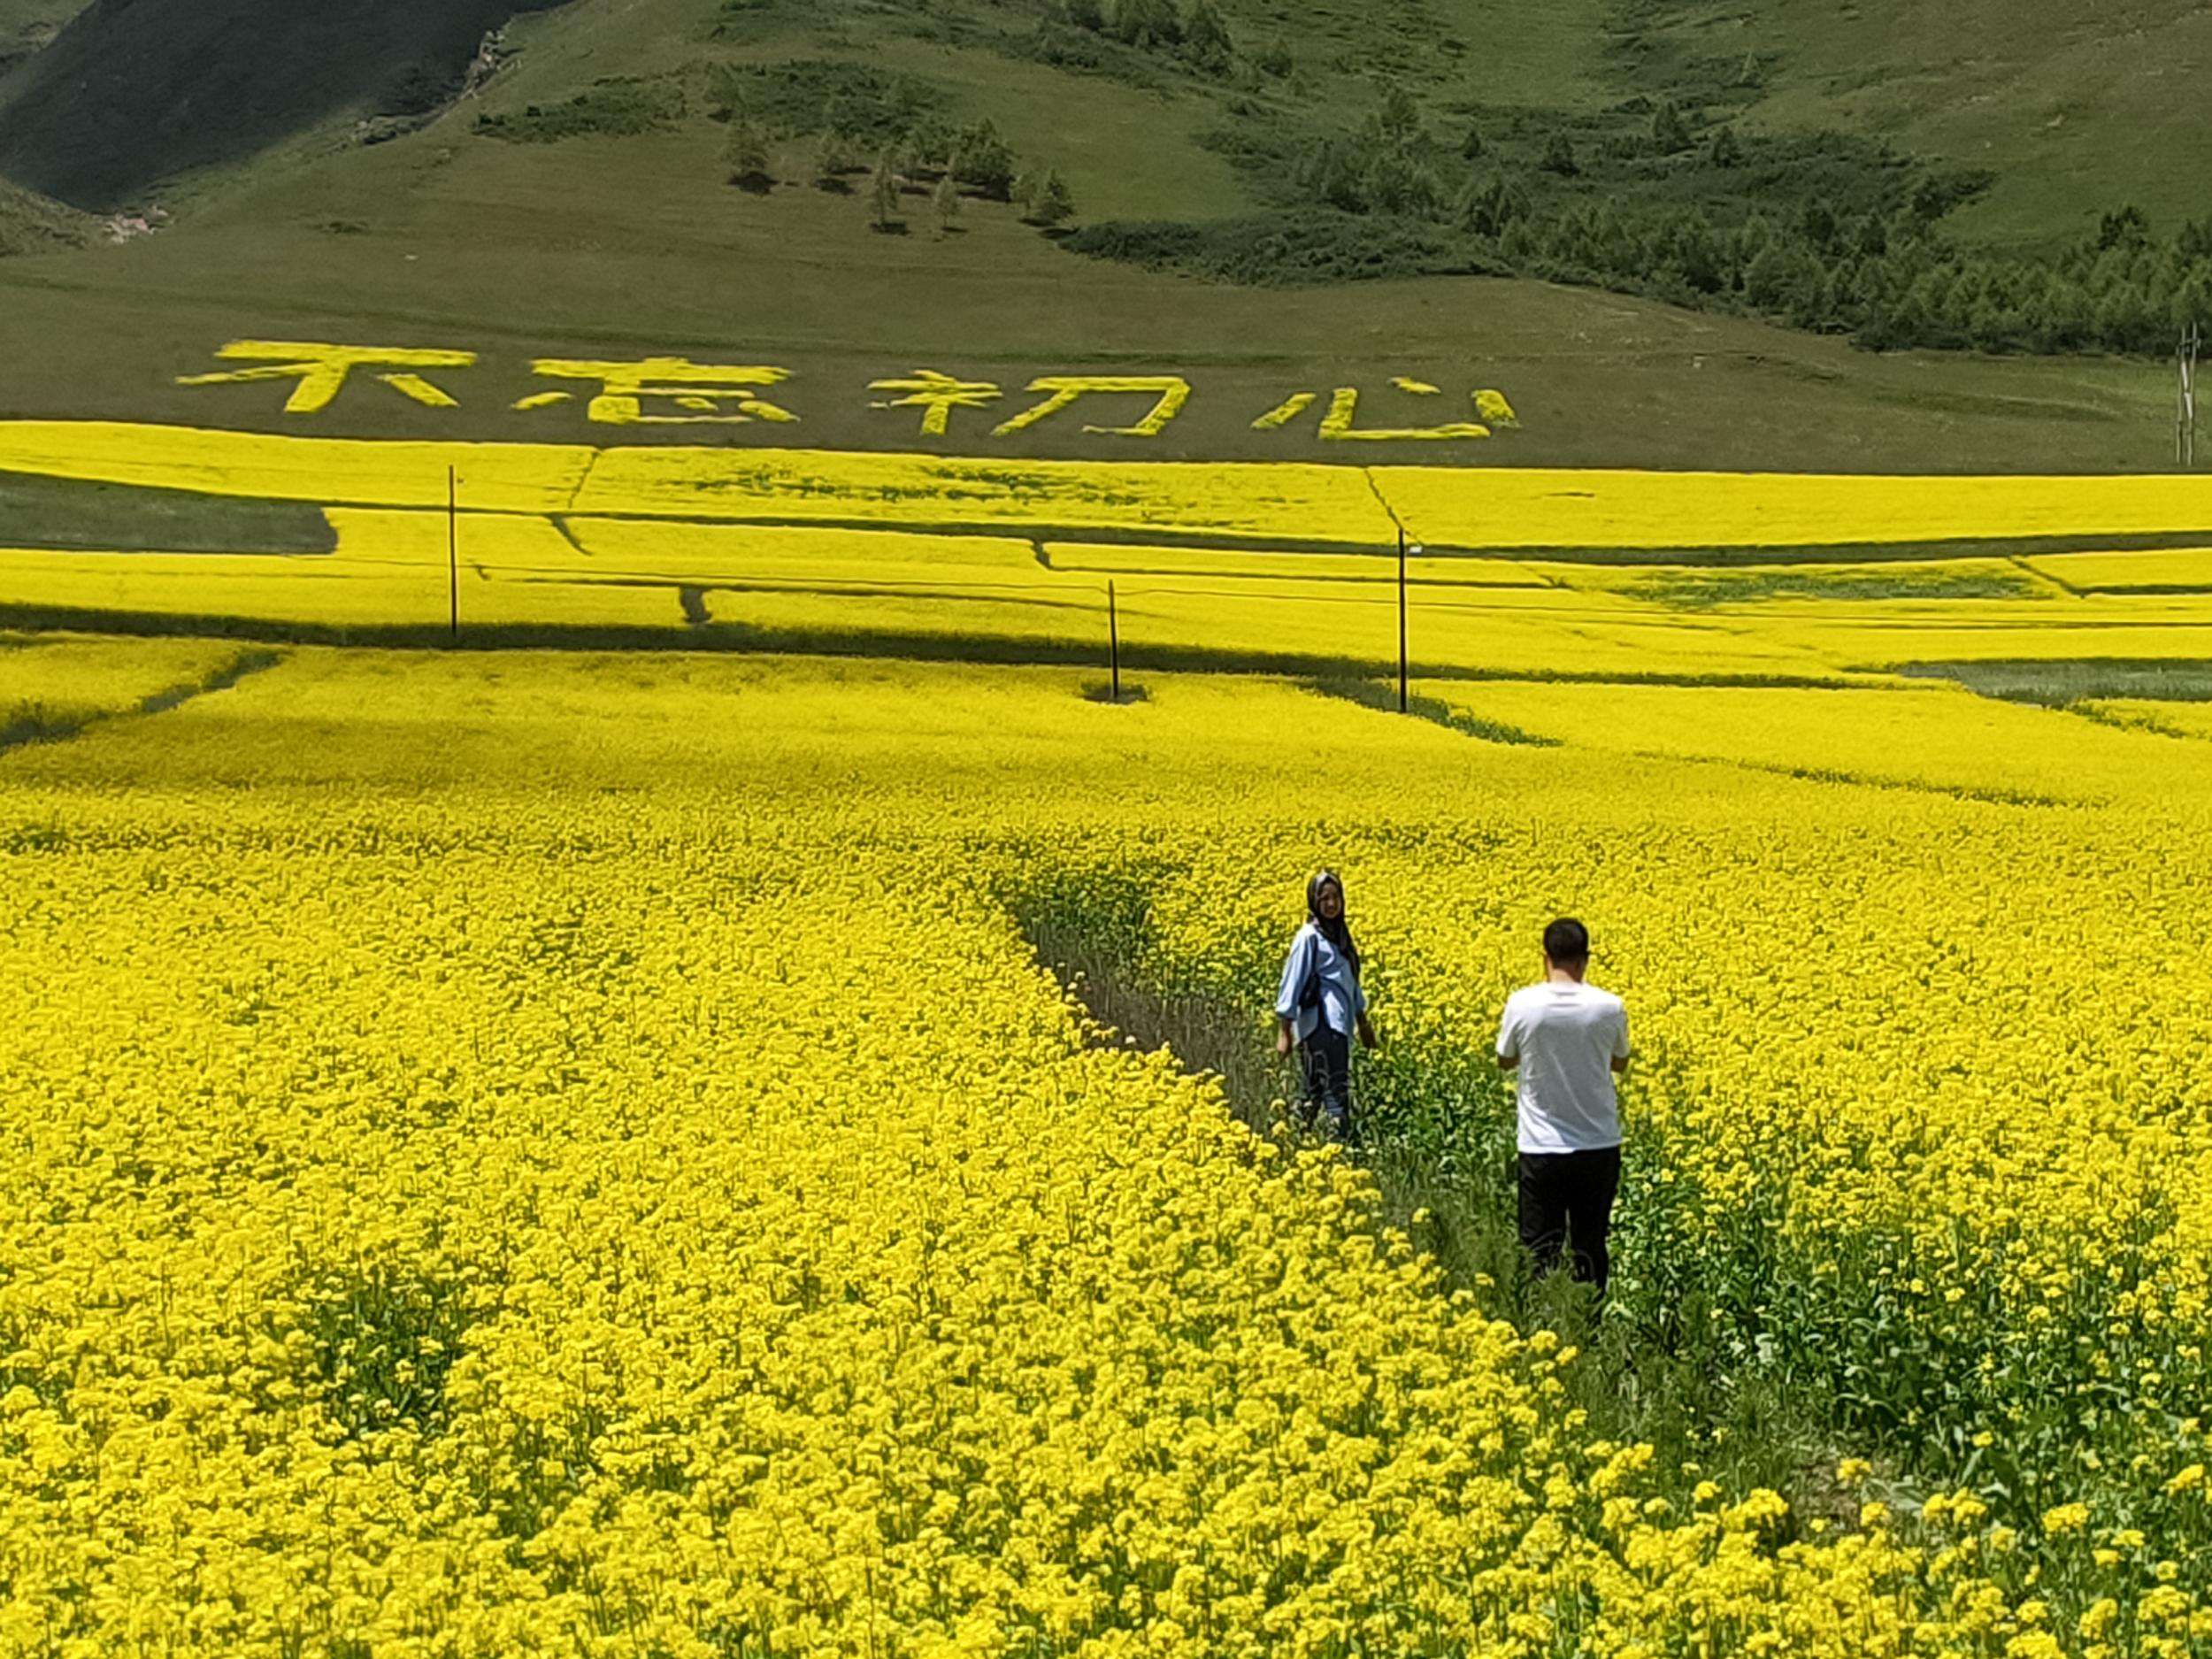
[4,634,2212,1657]
[8,419,2212,691]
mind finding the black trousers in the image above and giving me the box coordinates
[1297,1024,1352,1141]
[1518,1145,1622,1298]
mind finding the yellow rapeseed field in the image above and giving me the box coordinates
[9,422,2212,687]
[0,632,248,733]
[4,643,2212,1658]
[10,421,2212,1655]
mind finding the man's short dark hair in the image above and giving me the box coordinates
[1543,918,1590,965]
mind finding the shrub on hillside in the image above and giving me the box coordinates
[1019,169,1077,227]
[706,60,940,147]
[475,79,685,142]
[1064,210,1499,285]
[1082,81,2212,357]
[1110,0,1182,50]
[1183,2,1234,75]
[726,119,773,190]
[951,119,1018,199]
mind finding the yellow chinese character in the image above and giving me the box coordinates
[868,370,1002,436]
[520,358,799,425]
[177,341,477,414]
[992,374,1191,438]
[1251,381,1514,441]
[1249,392,1317,431]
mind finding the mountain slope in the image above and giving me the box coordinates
[0,0,91,72]
[1648,0,2212,249]
[0,0,2193,474]
[0,172,92,253]
[0,0,572,209]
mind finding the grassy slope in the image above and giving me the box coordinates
[1671,0,2212,250]
[0,0,87,56]
[0,0,2187,474]
[0,173,92,254]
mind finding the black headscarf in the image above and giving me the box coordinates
[1306,869,1361,979]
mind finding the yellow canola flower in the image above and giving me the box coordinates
[1372,463,2212,552]
[1,644,2208,1655]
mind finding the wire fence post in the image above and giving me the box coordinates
[1108,579,1121,701]
[447,465,460,643]
[1396,527,1409,713]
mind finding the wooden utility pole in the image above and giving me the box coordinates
[447,466,460,641]
[2179,324,2200,468]
[1396,529,1409,713]
[1108,580,1120,701]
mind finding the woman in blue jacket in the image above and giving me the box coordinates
[1274,869,1379,1141]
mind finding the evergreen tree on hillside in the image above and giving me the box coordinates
[1371,83,1420,146]
[726,119,772,189]
[1669,208,1724,293]
[2097,204,2151,251]
[1112,0,1182,49]
[1735,211,1776,261]
[1588,198,1627,265]
[2041,275,2089,349]
[1792,266,1839,331]
[1298,138,1365,213]
[952,119,1016,199]
[1460,122,1486,160]
[1025,168,1075,227]
[1651,100,1691,154]
[814,131,857,189]
[1799,199,1838,252]
[2019,286,2066,355]
[870,151,902,230]
[1457,167,1527,237]
[1706,124,1740,168]
[1967,294,2009,352]
[1540,133,1578,176]
[1907,174,1956,226]
[1857,287,1929,350]
[2173,271,2212,334]
[1182,2,1234,74]
[1362,149,1440,218]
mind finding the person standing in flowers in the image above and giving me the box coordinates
[1496,918,1630,1301]
[1274,870,1379,1142]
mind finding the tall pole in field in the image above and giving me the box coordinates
[1108,579,1121,702]
[1396,528,1409,713]
[2180,324,2200,469]
[447,466,460,642]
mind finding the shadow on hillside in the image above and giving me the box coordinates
[0,0,574,209]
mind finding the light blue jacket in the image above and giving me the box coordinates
[1275,922,1366,1042]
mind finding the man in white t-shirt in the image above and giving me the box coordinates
[1495,918,1630,1302]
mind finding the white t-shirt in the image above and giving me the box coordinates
[1495,980,1629,1153]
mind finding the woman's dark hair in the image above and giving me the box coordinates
[1543,917,1590,966]
[1308,869,1362,978]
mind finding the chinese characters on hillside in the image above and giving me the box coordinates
[178,342,1519,441]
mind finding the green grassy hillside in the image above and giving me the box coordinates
[1661,0,2212,250]
[0,0,2198,475]
[0,0,86,72]
[0,173,90,253]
